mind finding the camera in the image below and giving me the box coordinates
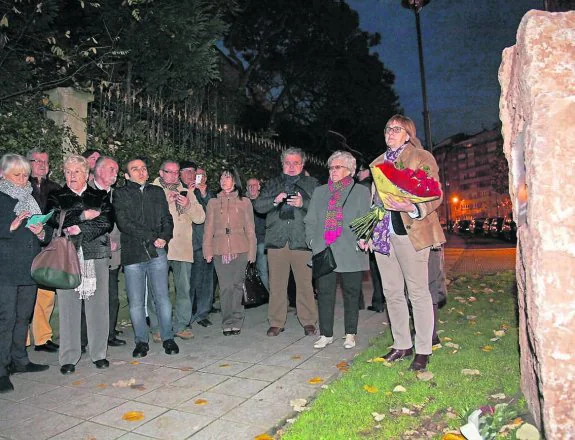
[180,190,188,197]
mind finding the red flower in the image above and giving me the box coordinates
[375,161,441,198]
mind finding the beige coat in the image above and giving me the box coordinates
[152,177,205,262]
[370,143,446,251]
[203,191,257,261]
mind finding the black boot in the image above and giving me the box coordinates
[431,304,440,346]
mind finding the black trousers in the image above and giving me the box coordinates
[0,284,37,376]
[82,267,119,345]
[317,271,363,337]
[369,252,385,308]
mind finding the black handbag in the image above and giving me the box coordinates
[311,184,355,279]
[242,262,269,308]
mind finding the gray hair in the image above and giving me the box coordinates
[63,155,90,174]
[160,160,179,171]
[0,153,31,175]
[327,151,356,176]
[26,149,49,161]
[94,156,118,172]
[281,147,306,165]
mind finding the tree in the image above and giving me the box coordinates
[222,0,400,158]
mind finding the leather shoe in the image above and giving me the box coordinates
[11,362,49,374]
[432,335,441,346]
[223,329,233,336]
[60,364,75,375]
[132,342,149,358]
[93,359,109,369]
[114,329,123,336]
[382,348,414,362]
[266,326,284,337]
[163,339,179,355]
[108,337,127,347]
[34,340,59,352]
[303,325,317,336]
[367,305,385,313]
[230,329,241,335]
[0,376,14,393]
[197,318,213,327]
[409,354,430,371]
[209,306,220,314]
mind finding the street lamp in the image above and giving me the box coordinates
[401,0,432,152]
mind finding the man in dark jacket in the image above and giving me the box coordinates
[113,157,178,358]
[27,149,61,353]
[254,148,319,336]
[247,177,269,290]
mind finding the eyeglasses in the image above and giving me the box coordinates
[328,165,348,172]
[30,160,48,165]
[384,126,406,134]
[284,161,302,167]
[161,169,179,175]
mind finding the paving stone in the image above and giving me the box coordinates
[55,393,126,419]
[176,391,245,418]
[165,355,219,371]
[235,364,291,382]
[199,360,253,377]
[0,400,38,429]
[49,421,126,440]
[134,409,213,440]
[90,400,168,431]
[223,346,278,363]
[135,385,202,408]
[170,372,228,392]
[117,433,154,440]
[0,378,58,402]
[20,386,91,410]
[188,419,267,440]
[0,409,82,440]
[208,377,270,399]
[250,380,319,403]
[258,347,314,368]
[221,398,293,429]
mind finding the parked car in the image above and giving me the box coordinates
[482,217,494,237]
[469,218,486,235]
[502,214,517,242]
[489,217,505,238]
[453,219,471,235]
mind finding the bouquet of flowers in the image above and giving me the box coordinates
[350,161,441,241]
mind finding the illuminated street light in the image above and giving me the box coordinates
[401,0,432,152]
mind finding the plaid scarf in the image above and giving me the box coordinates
[159,177,184,214]
[372,143,407,255]
[324,175,353,246]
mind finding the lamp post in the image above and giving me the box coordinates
[401,0,432,152]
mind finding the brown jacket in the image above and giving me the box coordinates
[203,191,257,261]
[370,143,446,251]
[152,177,205,262]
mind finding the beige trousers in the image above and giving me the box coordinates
[267,245,317,328]
[375,234,433,355]
[27,288,56,346]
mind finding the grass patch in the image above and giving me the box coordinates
[281,271,522,439]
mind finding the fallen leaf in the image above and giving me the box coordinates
[466,315,477,320]
[371,412,385,422]
[490,337,500,342]
[416,371,434,381]
[113,378,136,388]
[481,345,494,352]
[384,391,393,396]
[461,369,481,376]
[97,383,108,389]
[367,357,388,363]
[489,298,495,303]
[490,393,506,400]
[336,361,349,370]
[122,411,145,421]
[130,361,140,365]
[72,380,84,386]
[254,434,274,440]
[432,344,442,351]
[219,364,230,368]
[194,399,208,405]
[442,337,452,342]
[468,296,477,302]
[437,329,445,334]
[468,320,477,326]
[401,407,414,415]
[442,434,466,440]
[445,342,460,349]
[474,332,482,335]
[308,377,323,385]
[515,423,540,439]
[483,288,495,293]
[363,385,378,393]
[291,355,301,360]
[451,350,459,354]
[290,398,307,409]
[494,330,506,337]
[130,384,146,391]
[393,385,407,393]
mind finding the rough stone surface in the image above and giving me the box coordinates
[499,10,575,438]
[46,87,94,150]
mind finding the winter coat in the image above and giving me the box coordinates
[30,176,61,214]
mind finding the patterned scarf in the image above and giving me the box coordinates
[159,176,184,214]
[0,179,41,216]
[324,175,353,246]
[75,247,97,300]
[372,143,407,255]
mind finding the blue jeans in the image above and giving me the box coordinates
[190,248,214,322]
[124,249,173,343]
[256,242,269,290]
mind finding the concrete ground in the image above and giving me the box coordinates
[0,237,516,440]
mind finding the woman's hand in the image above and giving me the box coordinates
[83,209,101,220]
[205,255,213,263]
[384,195,417,213]
[10,211,30,232]
[248,257,256,264]
[28,223,45,239]
[358,239,369,252]
[66,225,81,236]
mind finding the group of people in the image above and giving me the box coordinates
[0,113,446,395]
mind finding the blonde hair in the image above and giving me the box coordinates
[63,154,90,174]
[386,114,423,149]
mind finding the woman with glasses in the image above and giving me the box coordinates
[203,169,256,335]
[304,151,370,349]
[365,114,445,371]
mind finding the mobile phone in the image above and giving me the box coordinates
[286,192,297,199]
[180,190,188,197]
[195,174,203,185]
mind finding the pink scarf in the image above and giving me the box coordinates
[324,175,353,245]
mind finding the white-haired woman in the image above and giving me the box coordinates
[0,154,50,393]
[304,151,370,349]
[46,155,113,375]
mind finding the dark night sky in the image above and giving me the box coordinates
[347,0,543,144]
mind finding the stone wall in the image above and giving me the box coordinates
[46,87,94,150]
[499,10,575,438]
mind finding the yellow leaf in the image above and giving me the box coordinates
[194,399,208,405]
[130,361,140,365]
[442,337,453,342]
[219,364,230,368]
[363,385,378,393]
[393,385,407,393]
[441,434,466,440]
[254,434,274,440]
[336,361,349,370]
[481,345,494,352]
[384,391,393,396]
[122,411,145,421]
[512,417,523,425]
[72,380,83,386]
[308,377,323,384]
[432,344,441,351]
[291,355,301,360]
[367,357,388,363]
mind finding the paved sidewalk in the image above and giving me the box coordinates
[0,282,387,440]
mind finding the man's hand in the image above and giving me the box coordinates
[10,211,30,232]
[66,225,81,236]
[384,195,416,214]
[274,192,287,205]
[153,238,166,248]
[205,255,213,263]
[110,241,119,252]
[83,209,101,220]
[176,194,190,208]
[286,192,303,208]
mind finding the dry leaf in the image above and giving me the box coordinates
[474,332,482,335]
[467,296,477,302]
[401,407,414,415]
[122,411,145,421]
[466,315,477,320]
[308,377,323,384]
[442,434,466,440]
[363,385,378,393]
[489,298,495,303]
[445,342,460,349]
[113,378,136,388]
[393,385,407,393]
[461,369,481,376]
[483,287,495,293]
[494,330,506,337]
[367,357,387,363]
[219,364,230,368]
[451,350,459,354]
[97,383,108,389]
[72,380,84,386]
[291,355,301,360]
[130,384,146,391]
[371,412,385,422]
[490,393,506,400]
[194,399,208,405]
[490,337,500,342]
[254,434,274,440]
[336,361,349,370]
[432,344,442,351]
[442,337,452,342]
[481,345,494,352]
[130,361,140,365]
[468,320,477,326]
[416,371,434,381]
[290,398,307,409]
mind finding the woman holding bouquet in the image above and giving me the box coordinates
[365,114,445,371]
[305,151,370,350]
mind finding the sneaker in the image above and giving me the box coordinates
[175,329,194,340]
[343,334,356,349]
[313,336,334,349]
[152,333,161,343]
